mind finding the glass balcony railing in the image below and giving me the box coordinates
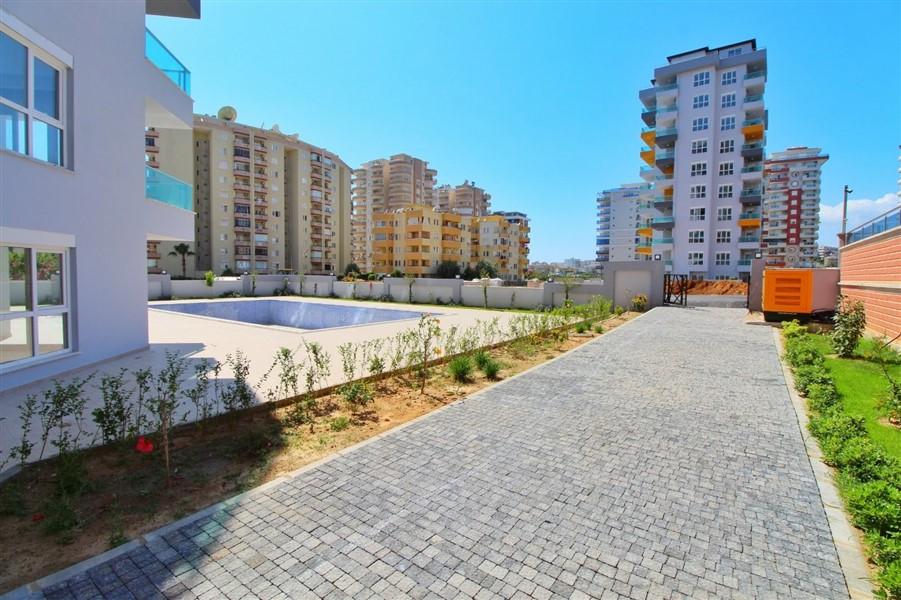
[742,142,763,151]
[739,212,761,220]
[656,127,678,137]
[656,83,678,92]
[654,237,674,244]
[145,28,191,94]
[657,104,678,114]
[146,165,193,211]
[652,216,675,225]
[737,259,753,266]
[744,94,764,103]
[741,188,762,196]
[738,235,760,243]
[656,150,675,160]
[742,118,764,127]
[846,205,901,244]
[742,165,763,173]
[745,70,767,81]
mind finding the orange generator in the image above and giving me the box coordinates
[762,268,840,322]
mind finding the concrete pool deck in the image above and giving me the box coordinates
[0,296,521,463]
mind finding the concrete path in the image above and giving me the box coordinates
[12,307,849,600]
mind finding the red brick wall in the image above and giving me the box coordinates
[839,228,901,339]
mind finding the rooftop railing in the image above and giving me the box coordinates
[846,205,901,244]
[145,28,191,94]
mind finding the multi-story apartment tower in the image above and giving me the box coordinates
[371,205,472,277]
[473,214,529,281]
[640,39,767,280]
[351,154,437,269]
[154,109,352,276]
[435,181,491,216]
[762,147,828,267]
[596,183,653,263]
[493,211,530,278]
[0,0,199,390]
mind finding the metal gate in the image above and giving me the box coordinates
[663,274,688,306]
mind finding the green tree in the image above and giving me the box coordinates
[475,260,498,279]
[344,262,360,276]
[167,243,194,279]
[434,260,461,279]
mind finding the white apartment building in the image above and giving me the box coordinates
[762,147,828,267]
[640,39,767,280]
[0,0,199,391]
[596,183,652,263]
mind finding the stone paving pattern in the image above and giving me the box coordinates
[20,308,849,599]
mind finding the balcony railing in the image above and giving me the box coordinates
[744,70,767,81]
[846,205,901,244]
[738,235,760,243]
[742,118,764,127]
[742,165,763,173]
[744,94,764,103]
[656,127,678,137]
[656,83,678,92]
[145,29,191,94]
[739,212,761,220]
[652,216,675,225]
[145,166,192,211]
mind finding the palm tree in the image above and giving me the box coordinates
[168,243,194,279]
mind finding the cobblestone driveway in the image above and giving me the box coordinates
[17,308,849,600]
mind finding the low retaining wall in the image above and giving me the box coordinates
[146,262,665,310]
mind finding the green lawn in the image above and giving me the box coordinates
[807,333,901,459]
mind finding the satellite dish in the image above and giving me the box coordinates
[217,106,237,121]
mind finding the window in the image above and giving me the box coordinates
[1,245,71,366]
[689,186,706,200]
[689,207,706,221]
[690,162,707,177]
[720,140,735,154]
[721,93,736,108]
[692,94,709,109]
[722,71,737,85]
[0,29,68,166]
[692,117,708,132]
[688,230,704,243]
[716,230,731,244]
[720,116,736,131]
[715,252,731,265]
[688,252,704,266]
[691,140,708,154]
[693,71,710,87]
[727,48,743,57]
[719,162,735,176]
[717,207,733,221]
[718,185,733,199]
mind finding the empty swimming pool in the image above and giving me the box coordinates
[152,300,424,330]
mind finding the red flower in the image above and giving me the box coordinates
[32,513,45,523]
[135,437,154,454]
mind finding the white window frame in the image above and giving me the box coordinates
[690,162,707,177]
[720,116,736,131]
[715,230,732,244]
[0,242,74,371]
[715,251,731,265]
[692,94,709,109]
[719,161,735,176]
[721,93,736,108]
[693,71,710,87]
[717,185,733,199]
[689,207,706,221]
[717,207,733,222]
[689,186,706,200]
[720,139,735,154]
[692,117,709,132]
[688,252,704,266]
[722,70,737,85]
[688,230,704,244]
[0,14,72,168]
[691,139,708,155]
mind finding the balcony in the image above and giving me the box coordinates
[641,107,656,126]
[741,142,764,161]
[653,196,673,210]
[741,164,764,181]
[636,245,652,255]
[741,118,765,140]
[145,166,193,241]
[744,69,767,83]
[655,127,678,147]
[654,237,674,245]
[655,149,675,169]
[637,227,653,238]
[145,29,190,94]
[651,216,675,229]
[640,127,655,146]
[640,146,656,166]
[743,93,764,109]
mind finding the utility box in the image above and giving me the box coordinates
[762,268,840,322]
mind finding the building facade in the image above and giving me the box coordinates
[152,109,352,277]
[435,181,491,216]
[596,183,653,263]
[0,0,199,390]
[762,147,828,267]
[369,206,529,280]
[351,154,438,270]
[640,39,767,280]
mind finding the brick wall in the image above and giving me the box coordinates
[839,226,901,340]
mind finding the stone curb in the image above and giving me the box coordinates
[771,328,874,600]
[2,309,650,599]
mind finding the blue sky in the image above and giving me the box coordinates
[149,0,901,262]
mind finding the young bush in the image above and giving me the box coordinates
[876,559,901,599]
[807,382,840,412]
[867,532,901,567]
[448,356,474,383]
[92,370,133,445]
[340,382,373,412]
[832,295,867,358]
[481,358,501,381]
[794,364,832,396]
[785,337,824,368]
[630,294,648,312]
[614,305,625,317]
[593,323,605,334]
[330,416,350,432]
[834,437,893,482]
[473,349,491,371]
[809,411,868,463]
[781,320,808,340]
[204,271,215,287]
[842,478,901,535]
[574,322,589,334]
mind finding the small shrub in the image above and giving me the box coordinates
[448,356,474,383]
[809,411,867,463]
[481,358,501,380]
[204,271,215,287]
[867,531,901,566]
[794,364,832,396]
[842,478,901,535]
[784,337,824,368]
[593,323,605,334]
[614,305,625,316]
[782,320,808,340]
[473,350,491,370]
[574,322,589,334]
[832,295,867,358]
[807,382,840,412]
[330,416,350,432]
[630,294,648,312]
[340,382,373,412]
[834,437,893,482]
[876,558,901,599]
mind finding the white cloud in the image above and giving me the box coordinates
[819,192,900,246]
